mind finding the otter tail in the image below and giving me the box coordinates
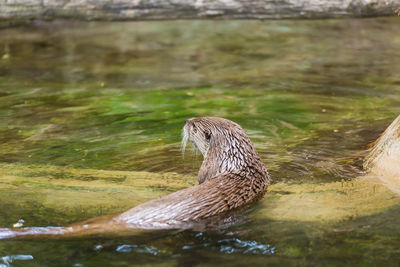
[0,214,135,240]
[0,226,74,240]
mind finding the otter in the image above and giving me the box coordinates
[0,117,270,239]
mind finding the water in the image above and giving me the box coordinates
[0,18,400,266]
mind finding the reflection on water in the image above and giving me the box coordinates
[116,243,172,255]
[1,18,399,180]
[0,18,400,265]
[0,254,33,267]
[185,233,275,255]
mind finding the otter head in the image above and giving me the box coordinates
[182,117,265,184]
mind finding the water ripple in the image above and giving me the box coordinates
[0,255,33,267]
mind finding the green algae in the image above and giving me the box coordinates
[0,19,399,178]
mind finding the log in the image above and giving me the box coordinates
[0,0,399,21]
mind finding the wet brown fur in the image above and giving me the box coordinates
[0,117,270,239]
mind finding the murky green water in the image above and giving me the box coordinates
[0,18,400,266]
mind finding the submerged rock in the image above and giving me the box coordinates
[0,115,400,237]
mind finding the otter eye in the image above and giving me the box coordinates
[205,132,211,140]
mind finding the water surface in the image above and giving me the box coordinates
[0,18,400,266]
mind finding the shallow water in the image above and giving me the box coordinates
[0,18,400,266]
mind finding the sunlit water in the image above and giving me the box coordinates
[0,18,400,266]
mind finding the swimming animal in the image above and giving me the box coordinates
[0,117,271,239]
